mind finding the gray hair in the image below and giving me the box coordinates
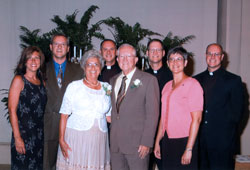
[80,49,104,71]
[117,43,137,57]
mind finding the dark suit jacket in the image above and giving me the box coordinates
[110,68,160,154]
[194,68,243,150]
[44,60,84,141]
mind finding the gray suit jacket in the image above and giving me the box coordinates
[44,60,84,141]
[110,68,160,154]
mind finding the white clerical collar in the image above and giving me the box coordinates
[209,72,213,76]
[153,70,158,74]
[106,65,111,70]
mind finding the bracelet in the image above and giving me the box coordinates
[186,148,192,152]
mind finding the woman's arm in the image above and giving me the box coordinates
[154,117,164,159]
[181,110,202,165]
[106,116,111,123]
[59,114,71,158]
[8,75,25,154]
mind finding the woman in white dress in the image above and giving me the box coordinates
[56,49,112,170]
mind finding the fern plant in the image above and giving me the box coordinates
[19,5,104,61]
[51,5,104,54]
[0,89,9,123]
[162,31,195,55]
[100,17,161,57]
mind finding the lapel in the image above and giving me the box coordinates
[111,73,122,114]
[46,61,60,94]
[62,62,74,92]
[123,68,143,102]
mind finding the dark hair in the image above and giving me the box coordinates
[50,33,69,45]
[147,38,164,50]
[206,43,223,54]
[100,39,116,49]
[167,46,189,60]
[14,46,46,80]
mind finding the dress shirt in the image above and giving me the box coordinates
[53,60,67,78]
[114,68,136,100]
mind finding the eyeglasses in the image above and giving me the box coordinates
[86,62,100,68]
[52,42,67,47]
[206,52,222,57]
[102,48,116,52]
[148,48,162,53]
[168,57,184,63]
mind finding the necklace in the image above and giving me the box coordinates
[84,78,100,87]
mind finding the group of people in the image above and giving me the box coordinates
[8,33,243,170]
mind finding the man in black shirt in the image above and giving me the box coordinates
[98,39,121,83]
[195,43,243,170]
[145,39,172,170]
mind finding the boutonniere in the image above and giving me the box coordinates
[131,79,142,89]
[102,84,112,96]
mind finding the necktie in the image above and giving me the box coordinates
[116,76,127,113]
[57,65,63,88]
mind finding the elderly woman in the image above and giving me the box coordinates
[56,50,111,170]
[154,46,203,170]
[8,46,47,170]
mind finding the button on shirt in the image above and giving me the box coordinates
[161,77,204,138]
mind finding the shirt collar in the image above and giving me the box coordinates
[53,60,67,71]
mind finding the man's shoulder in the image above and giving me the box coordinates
[194,70,207,79]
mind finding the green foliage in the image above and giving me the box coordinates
[19,26,53,62]
[0,89,9,123]
[100,17,162,57]
[19,5,104,61]
[162,31,195,56]
[51,5,104,53]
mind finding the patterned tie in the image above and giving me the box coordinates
[116,76,127,113]
[57,65,63,88]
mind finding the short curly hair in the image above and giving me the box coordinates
[80,49,104,72]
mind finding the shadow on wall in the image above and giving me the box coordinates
[235,82,250,154]
[222,51,250,154]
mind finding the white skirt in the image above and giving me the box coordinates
[56,119,111,170]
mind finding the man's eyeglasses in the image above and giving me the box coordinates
[148,48,162,53]
[206,52,222,57]
[52,43,67,47]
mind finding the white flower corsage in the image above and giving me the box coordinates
[102,84,112,96]
[131,79,142,89]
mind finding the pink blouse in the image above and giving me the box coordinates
[161,77,203,138]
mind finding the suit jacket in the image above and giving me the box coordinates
[44,60,84,141]
[194,68,243,149]
[110,68,160,154]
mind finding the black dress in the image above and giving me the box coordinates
[11,76,47,170]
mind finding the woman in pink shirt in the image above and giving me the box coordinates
[154,46,203,170]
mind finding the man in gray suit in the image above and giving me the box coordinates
[110,44,160,170]
[43,34,83,170]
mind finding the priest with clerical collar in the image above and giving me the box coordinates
[98,39,121,83]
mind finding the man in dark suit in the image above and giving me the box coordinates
[110,44,160,170]
[195,43,243,170]
[145,39,172,170]
[43,34,83,170]
[98,39,121,83]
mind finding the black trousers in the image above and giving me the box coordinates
[199,136,235,170]
[161,132,198,170]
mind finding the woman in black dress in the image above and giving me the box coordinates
[8,46,47,170]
